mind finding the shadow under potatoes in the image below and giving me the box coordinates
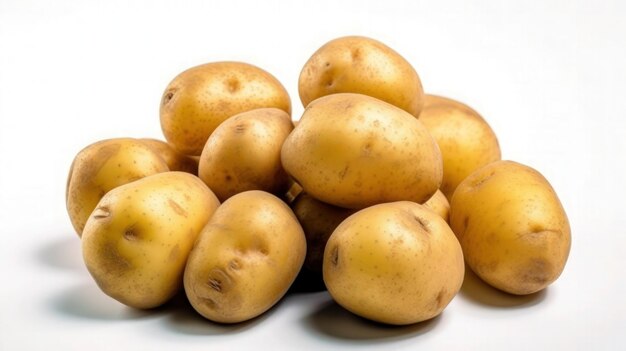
[302,298,441,342]
[35,235,83,271]
[459,266,547,308]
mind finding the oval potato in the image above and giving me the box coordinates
[160,62,291,156]
[184,190,306,323]
[450,160,571,295]
[281,93,442,209]
[299,36,424,116]
[82,172,220,309]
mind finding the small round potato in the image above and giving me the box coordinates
[292,193,356,274]
[140,138,199,174]
[82,172,220,309]
[419,95,501,199]
[423,189,450,223]
[184,190,306,323]
[281,93,442,209]
[323,201,464,325]
[299,36,424,116]
[160,62,291,156]
[450,160,571,295]
[198,108,293,201]
[66,138,169,236]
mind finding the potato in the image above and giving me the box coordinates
[419,95,501,199]
[184,190,306,323]
[323,201,464,325]
[140,138,199,174]
[160,62,291,156]
[292,193,356,274]
[66,138,169,236]
[299,36,424,116]
[82,172,220,309]
[198,108,293,201]
[423,189,450,222]
[281,93,442,209]
[450,160,571,295]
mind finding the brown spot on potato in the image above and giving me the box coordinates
[123,226,138,241]
[168,199,187,217]
[229,259,241,270]
[330,245,339,266]
[339,165,349,179]
[101,242,131,274]
[168,244,180,261]
[413,215,430,233]
[200,296,217,309]
[435,289,447,308]
[207,268,232,293]
[92,206,111,219]
[234,123,246,133]
[226,78,240,93]
[519,258,551,288]
[471,171,495,189]
[351,48,361,60]
[162,88,176,106]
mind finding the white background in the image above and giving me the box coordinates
[1,0,625,350]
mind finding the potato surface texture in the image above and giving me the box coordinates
[160,62,291,155]
[184,191,306,323]
[281,93,442,209]
[299,36,424,116]
[199,108,293,201]
[81,172,220,309]
[419,95,501,199]
[140,138,199,174]
[66,138,169,236]
[323,201,464,325]
[450,160,571,295]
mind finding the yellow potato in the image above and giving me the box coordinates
[82,172,220,309]
[184,190,306,323]
[160,62,291,156]
[66,138,169,236]
[292,193,356,274]
[450,160,571,295]
[323,201,464,325]
[423,189,450,222]
[281,93,442,209]
[140,138,199,174]
[419,95,501,199]
[198,108,293,201]
[299,36,424,116]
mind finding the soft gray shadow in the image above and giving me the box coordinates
[460,267,547,308]
[304,299,441,342]
[50,282,155,320]
[160,292,276,335]
[36,235,83,271]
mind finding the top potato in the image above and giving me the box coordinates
[160,62,291,156]
[298,36,424,116]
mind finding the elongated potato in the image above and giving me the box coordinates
[450,161,571,295]
[160,62,291,156]
[82,172,220,309]
[66,138,169,236]
[184,190,306,323]
[299,36,424,116]
[198,108,293,201]
[281,93,442,209]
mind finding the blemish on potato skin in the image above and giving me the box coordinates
[92,206,111,219]
[330,245,339,266]
[168,199,188,217]
[168,244,180,261]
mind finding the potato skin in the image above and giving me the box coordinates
[281,93,442,209]
[66,138,169,236]
[198,108,293,201]
[139,138,199,174]
[323,201,464,325]
[184,190,306,323]
[423,189,450,223]
[81,172,220,309]
[292,193,356,274]
[299,36,424,116]
[450,160,571,295]
[419,95,501,199]
[160,62,291,156]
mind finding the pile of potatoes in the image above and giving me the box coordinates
[66,36,571,326]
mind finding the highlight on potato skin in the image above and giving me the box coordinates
[449,160,571,295]
[159,61,291,156]
[299,35,424,117]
